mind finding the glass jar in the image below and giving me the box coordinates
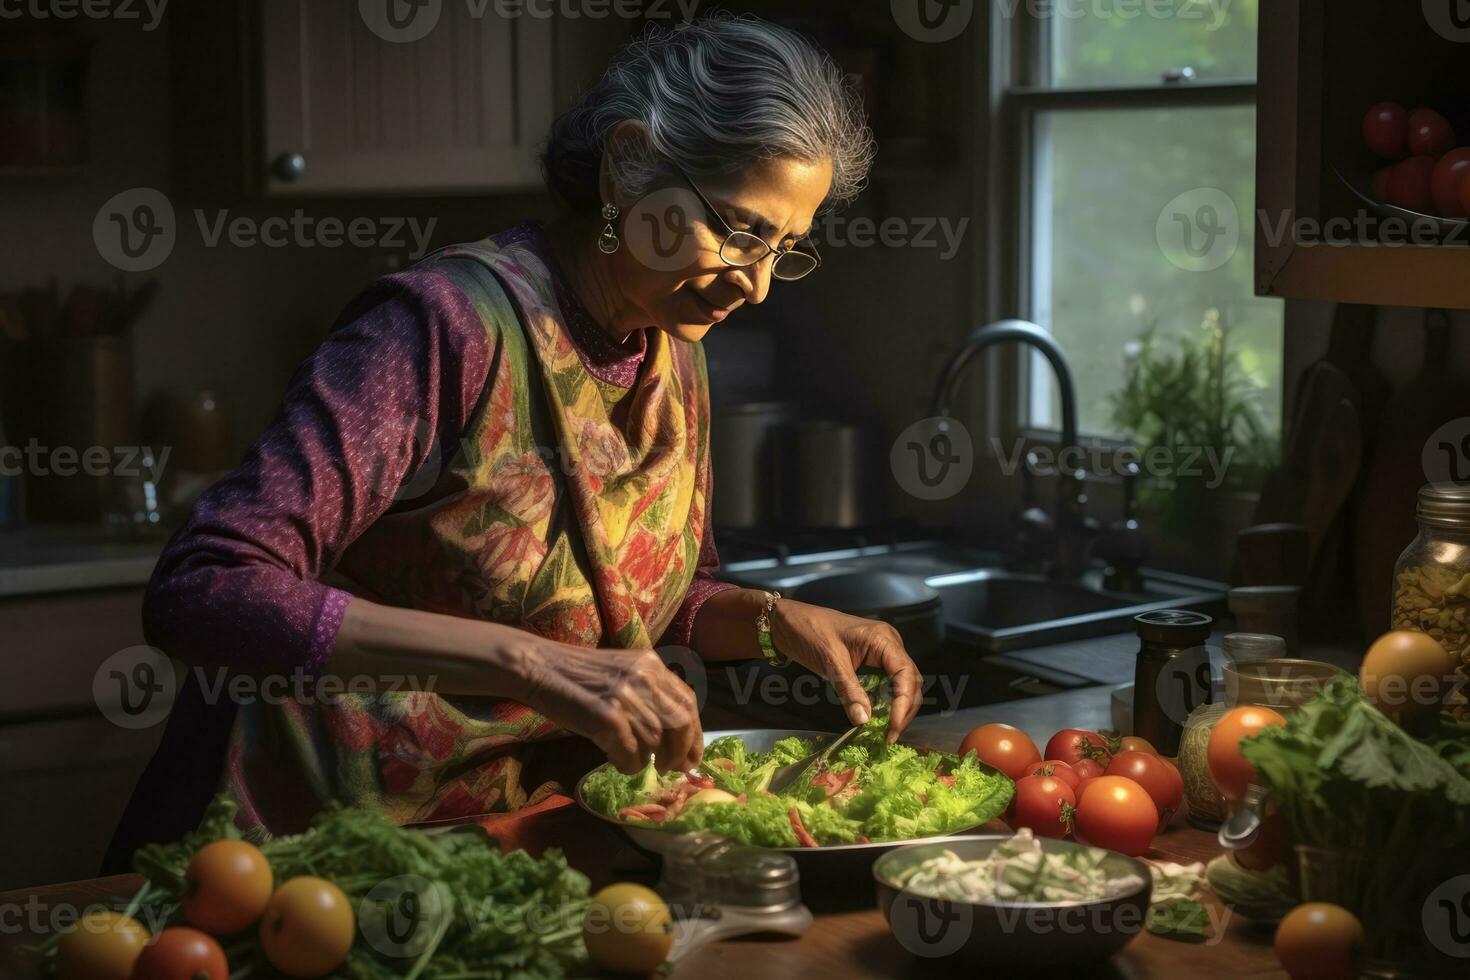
[1390,485,1470,706]
[1176,635,1343,829]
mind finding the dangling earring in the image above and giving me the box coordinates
[597,202,620,254]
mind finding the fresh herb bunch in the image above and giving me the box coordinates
[61,798,592,979]
[1240,677,1470,965]
[1108,308,1276,533]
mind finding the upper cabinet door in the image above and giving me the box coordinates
[258,0,554,194]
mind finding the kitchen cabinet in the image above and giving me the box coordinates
[1256,0,1470,308]
[173,1,626,196]
[0,588,163,891]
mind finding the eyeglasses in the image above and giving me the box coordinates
[675,166,822,281]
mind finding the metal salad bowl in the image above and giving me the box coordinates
[873,835,1154,966]
[572,728,1010,878]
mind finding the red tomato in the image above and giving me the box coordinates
[1071,757,1104,780]
[1371,166,1394,202]
[1011,774,1077,839]
[1274,903,1365,980]
[1116,736,1156,756]
[1385,155,1436,212]
[1461,167,1470,216]
[1043,728,1111,767]
[1031,759,1080,791]
[132,928,229,980]
[1362,102,1407,159]
[1105,751,1183,827]
[1157,757,1185,826]
[1431,148,1470,217]
[1207,706,1287,802]
[1407,107,1457,157]
[959,724,1041,782]
[1074,776,1158,856]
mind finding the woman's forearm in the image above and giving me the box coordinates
[688,587,769,661]
[326,597,545,698]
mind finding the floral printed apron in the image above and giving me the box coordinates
[222,233,713,836]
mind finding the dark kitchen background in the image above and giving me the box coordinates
[1,0,1467,891]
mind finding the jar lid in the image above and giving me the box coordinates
[1418,483,1470,530]
[1134,609,1213,645]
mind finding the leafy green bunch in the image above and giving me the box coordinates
[91,798,591,979]
[1240,677,1470,964]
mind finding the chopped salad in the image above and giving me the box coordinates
[580,721,1014,848]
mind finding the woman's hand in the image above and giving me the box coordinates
[513,643,703,775]
[768,598,923,741]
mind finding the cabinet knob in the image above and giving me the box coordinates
[272,152,307,182]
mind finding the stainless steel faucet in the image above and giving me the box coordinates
[930,319,1095,580]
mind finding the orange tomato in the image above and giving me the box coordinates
[183,840,273,936]
[56,911,149,980]
[1274,903,1364,980]
[959,724,1041,782]
[1074,776,1158,856]
[258,877,355,978]
[1207,706,1286,801]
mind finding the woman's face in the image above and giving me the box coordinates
[610,155,833,343]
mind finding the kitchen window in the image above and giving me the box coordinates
[996,0,1284,454]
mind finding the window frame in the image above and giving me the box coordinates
[986,6,1261,448]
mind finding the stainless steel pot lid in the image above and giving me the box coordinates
[791,571,942,617]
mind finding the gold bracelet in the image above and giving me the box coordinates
[755,590,789,667]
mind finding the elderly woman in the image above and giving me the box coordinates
[109,14,920,850]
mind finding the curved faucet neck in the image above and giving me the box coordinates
[930,319,1078,452]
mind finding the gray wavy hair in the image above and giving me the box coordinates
[543,13,874,214]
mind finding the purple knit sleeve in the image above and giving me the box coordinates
[660,523,738,649]
[142,270,491,676]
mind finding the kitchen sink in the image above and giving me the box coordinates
[723,542,1225,654]
[927,566,1223,653]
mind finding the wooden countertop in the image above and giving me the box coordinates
[0,685,1289,978]
[0,820,1283,980]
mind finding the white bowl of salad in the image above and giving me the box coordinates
[873,831,1154,965]
[575,727,1014,862]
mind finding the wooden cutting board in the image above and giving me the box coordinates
[1356,311,1467,638]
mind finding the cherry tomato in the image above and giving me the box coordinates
[1207,706,1287,801]
[1274,903,1364,980]
[131,927,228,980]
[960,724,1041,782]
[1074,776,1157,857]
[1031,759,1080,791]
[258,877,355,979]
[1116,736,1157,756]
[583,883,674,975]
[1043,728,1111,767]
[1431,148,1470,217]
[1011,774,1077,839]
[183,840,273,936]
[1407,107,1457,157]
[57,911,149,980]
[1371,166,1394,202]
[1362,102,1407,159]
[1105,751,1183,827]
[1386,155,1437,211]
